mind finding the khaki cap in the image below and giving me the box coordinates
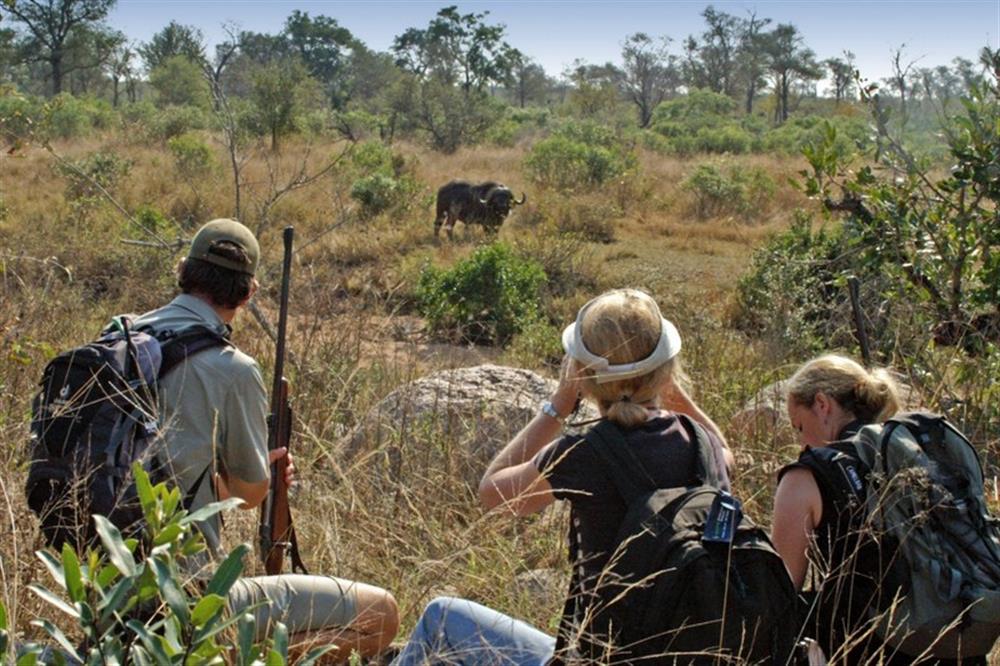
[188,219,260,276]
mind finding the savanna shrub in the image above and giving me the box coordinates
[682,162,775,222]
[553,200,617,243]
[56,150,133,203]
[416,242,547,345]
[167,132,215,179]
[763,114,868,157]
[505,315,563,369]
[36,94,116,140]
[732,211,894,357]
[351,173,405,217]
[0,87,36,141]
[525,136,633,190]
[348,140,417,217]
[151,104,209,141]
[15,463,332,665]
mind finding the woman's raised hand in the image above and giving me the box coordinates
[551,355,584,418]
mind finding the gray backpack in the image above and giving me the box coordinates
[809,412,1000,658]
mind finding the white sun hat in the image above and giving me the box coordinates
[562,294,681,384]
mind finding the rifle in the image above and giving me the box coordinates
[259,226,308,575]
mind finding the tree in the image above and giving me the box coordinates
[804,49,1000,329]
[392,5,517,95]
[736,10,771,114]
[250,58,321,151]
[507,51,550,108]
[104,37,135,105]
[698,6,741,95]
[149,54,210,108]
[762,23,821,123]
[564,59,624,119]
[826,51,856,104]
[620,32,677,127]
[2,0,116,94]
[886,44,921,119]
[283,10,355,107]
[61,22,121,94]
[139,20,204,71]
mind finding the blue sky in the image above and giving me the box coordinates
[108,1,999,82]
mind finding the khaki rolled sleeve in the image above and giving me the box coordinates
[221,361,270,484]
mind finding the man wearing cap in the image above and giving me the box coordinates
[134,219,399,659]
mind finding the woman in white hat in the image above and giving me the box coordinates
[392,288,732,665]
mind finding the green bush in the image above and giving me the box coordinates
[13,463,331,665]
[56,150,132,203]
[763,114,868,157]
[0,87,36,142]
[416,242,547,345]
[167,132,215,179]
[553,200,617,243]
[682,162,775,221]
[525,135,634,191]
[351,173,405,217]
[348,141,417,217]
[151,105,208,142]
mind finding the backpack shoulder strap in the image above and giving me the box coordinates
[795,443,868,510]
[675,413,724,489]
[584,420,653,505]
[156,327,230,379]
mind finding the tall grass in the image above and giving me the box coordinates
[3,126,995,663]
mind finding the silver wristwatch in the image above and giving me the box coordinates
[540,400,565,423]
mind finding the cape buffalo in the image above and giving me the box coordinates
[434,180,526,239]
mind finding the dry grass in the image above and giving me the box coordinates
[2,128,996,664]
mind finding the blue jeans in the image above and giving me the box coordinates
[391,597,556,665]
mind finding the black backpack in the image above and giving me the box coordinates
[799,412,1000,660]
[26,315,228,550]
[567,417,798,665]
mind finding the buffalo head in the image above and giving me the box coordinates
[480,186,527,219]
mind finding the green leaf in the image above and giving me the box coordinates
[236,612,256,666]
[270,621,288,661]
[93,515,138,577]
[96,563,121,589]
[28,583,79,619]
[204,543,249,597]
[134,461,156,518]
[0,598,7,630]
[149,557,189,626]
[36,550,66,589]
[152,523,183,547]
[61,544,85,603]
[179,498,244,527]
[15,650,40,666]
[30,619,82,662]
[98,576,136,626]
[190,593,226,627]
[126,619,172,666]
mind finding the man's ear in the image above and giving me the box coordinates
[238,278,259,308]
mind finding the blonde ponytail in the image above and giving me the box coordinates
[786,354,901,424]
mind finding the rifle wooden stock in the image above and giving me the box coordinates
[258,226,307,575]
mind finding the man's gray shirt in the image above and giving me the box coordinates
[134,294,269,553]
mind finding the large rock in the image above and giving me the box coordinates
[340,364,598,487]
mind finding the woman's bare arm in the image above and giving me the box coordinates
[771,467,823,589]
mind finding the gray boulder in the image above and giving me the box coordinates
[340,364,598,486]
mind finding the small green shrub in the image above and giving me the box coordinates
[553,201,617,243]
[416,242,547,345]
[682,162,775,222]
[151,105,208,142]
[167,132,215,179]
[525,136,634,191]
[348,140,418,217]
[504,315,563,368]
[56,151,133,203]
[18,463,331,665]
[351,173,404,217]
